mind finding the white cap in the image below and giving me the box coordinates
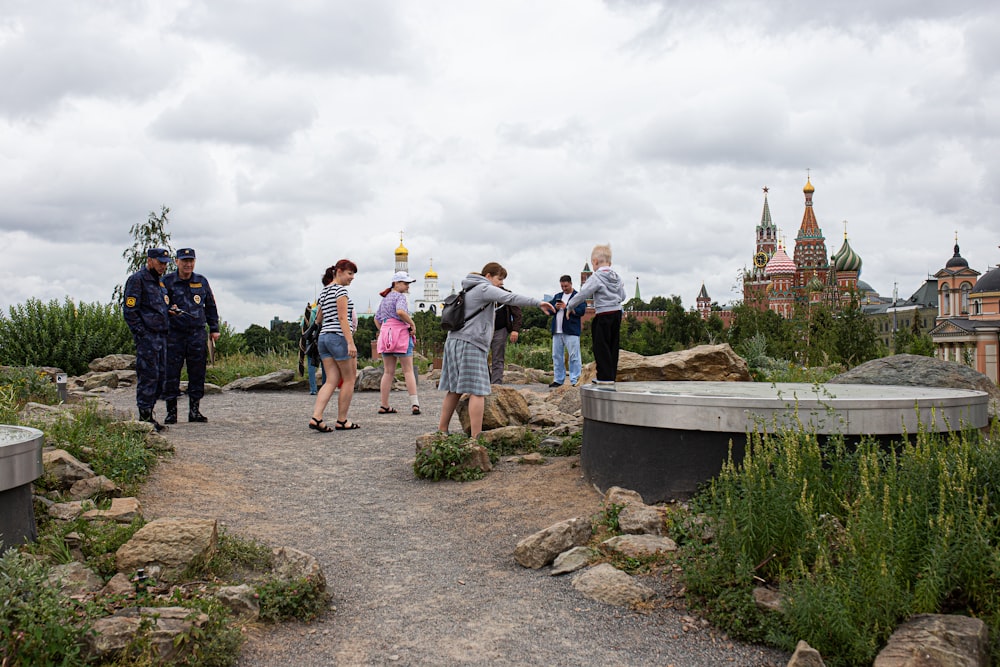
[391,271,416,283]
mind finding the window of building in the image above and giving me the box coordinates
[961,283,972,315]
[941,285,951,316]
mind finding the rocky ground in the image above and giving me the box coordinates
[102,382,790,667]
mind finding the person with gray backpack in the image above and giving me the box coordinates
[437,262,554,438]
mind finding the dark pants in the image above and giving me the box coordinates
[591,310,622,381]
[489,328,509,384]
[164,328,208,401]
[134,332,167,410]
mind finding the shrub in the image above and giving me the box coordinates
[0,550,90,666]
[681,421,1000,666]
[0,297,133,375]
[256,576,328,622]
[0,366,58,408]
[413,432,487,482]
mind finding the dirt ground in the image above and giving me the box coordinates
[103,383,788,667]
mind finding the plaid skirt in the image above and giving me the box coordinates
[438,337,492,396]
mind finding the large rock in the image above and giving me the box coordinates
[456,386,533,432]
[89,354,136,372]
[115,518,218,582]
[788,640,826,667]
[68,475,118,501]
[601,534,677,558]
[829,354,1000,418]
[571,563,657,607]
[83,371,119,390]
[272,546,327,592]
[578,344,751,384]
[354,366,382,391]
[873,614,988,667]
[223,370,296,391]
[82,497,142,524]
[48,561,104,597]
[514,517,592,569]
[86,607,209,662]
[42,449,96,489]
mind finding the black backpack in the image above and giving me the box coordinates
[440,289,490,332]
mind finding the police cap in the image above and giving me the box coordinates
[147,248,171,262]
[176,248,196,260]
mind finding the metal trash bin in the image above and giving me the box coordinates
[0,425,44,551]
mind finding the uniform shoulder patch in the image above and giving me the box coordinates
[125,296,137,308]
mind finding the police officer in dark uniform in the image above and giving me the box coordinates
[123,248,172,432]
[162,248,220,423]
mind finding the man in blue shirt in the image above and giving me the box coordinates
[548,275,587,387]
[162,248,220,423]
[122,248,172,431]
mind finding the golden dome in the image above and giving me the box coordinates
[803,177,815,194]
[395,242,408,258]
[424,259,438,279]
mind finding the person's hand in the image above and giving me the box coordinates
[210,332,221,342]
[348,342,357,358]
[556,301,565,310]
[540,302,555,314]
[509,330,519,343]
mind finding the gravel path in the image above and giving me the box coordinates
[103,383,789,667]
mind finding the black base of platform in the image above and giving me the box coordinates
[0,484,38,551]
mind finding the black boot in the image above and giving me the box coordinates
[188,398,208,423]
[139,408,167,432]
[164,399,178,424]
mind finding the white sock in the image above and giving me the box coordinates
[409,394,419,407]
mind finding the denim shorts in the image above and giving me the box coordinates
[318,332,350,361]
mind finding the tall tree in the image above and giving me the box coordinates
[113,205,173,303]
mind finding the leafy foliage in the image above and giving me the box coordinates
[0,366,59,407]
[681,422,1000,666]
[0,298,134,375]
[113,205,173,303]
[413,432,488,481]
[256,576,329,623]
[0,549,90,667]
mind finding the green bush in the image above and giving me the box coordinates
[0,549,91,666]
[0,297,133,375]
[0,366,58,407]
[682,421,1000,666]
[256,576,328,622]
[413,432,488,481]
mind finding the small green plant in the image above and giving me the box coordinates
[256,576,329,623]
[480,429,542,461]
[594,502,624,535]
[0,366,59,407]
[413,432,487,482]
[539,430,582,457]
[188,530,274,580]
[0,549,91,666]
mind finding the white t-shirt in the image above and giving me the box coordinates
[555,292,571,334]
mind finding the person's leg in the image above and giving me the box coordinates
[439,391,461,432]
[551,334,567,384]
[379,355,397,410]
[162,333,182,423]
[399,356,419,411]
[606,310,623,379]
[566,335,582,385]
[468,394,485,438]
[307,360,318,394]
[592,315,613,381]
[335,357,358,425]
[311,356,339,426]
[186,330,208,421]
[489,329,507,384]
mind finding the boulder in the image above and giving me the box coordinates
[88,354,136,372]
[873,614,988,667]
[272,546,327,592]
[571,563,657,607]
[68,475,118,501]
[48,500,94,521]
[83,371,119,390]
[601,534,677,558]
[514,517,592,569]
[551,546,593,575]
[830,354,1000,419]
[617,504,666,536]
[216,584,260,620]
[42,449,96,489]
[578,344,751,384]
[20,402,75,427]
[753,586,785,613]
[456,386,532,432]
[86,607,209,662]
[115,518,218,583]
[355,366,382,391]
[82,497,142,524]
[788,640,826,667]
[48,561,104,597]
[223,370,295,391]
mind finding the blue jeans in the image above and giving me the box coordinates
[307,358,327,394]
[551,333,582,385]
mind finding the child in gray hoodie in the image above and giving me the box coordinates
[566,244,626,384]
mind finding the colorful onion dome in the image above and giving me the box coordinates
[945,243,968,269]
[803,177,815,194]
[424,260,438,279]
[764,246,796,275]
[395,240,408,258]
[832,237,863,274]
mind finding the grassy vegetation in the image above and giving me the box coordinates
[678,420,1000,666]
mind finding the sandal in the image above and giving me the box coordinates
[411,406,421,415]
[335,419,360,430]
[309,417,334,433]
[378,406,397,414]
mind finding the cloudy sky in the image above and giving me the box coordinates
[2,0,998,331]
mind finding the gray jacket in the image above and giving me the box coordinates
[567,266,625,314]
[449,274,540,352]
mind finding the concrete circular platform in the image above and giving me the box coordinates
[0,425,44,550]
[580,382,989,502]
